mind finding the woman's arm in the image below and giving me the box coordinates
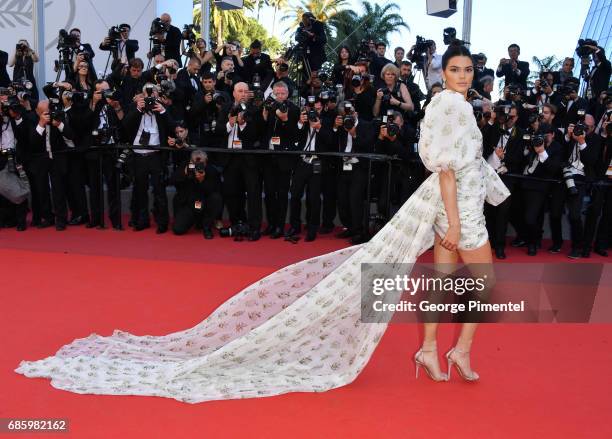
[8,53,16,67]
[31,51,39,62]
[438,169,460,251]
[398,83,414,112]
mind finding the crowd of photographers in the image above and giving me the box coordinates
[0,14,610,259]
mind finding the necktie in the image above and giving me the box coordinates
[45,125,52,159]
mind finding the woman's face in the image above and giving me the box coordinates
[78,63,89,76]
[442,55,474,95]
[176,126,188,139]
[196,39,205,49]
[431,85,443,96]
[340,48,349,60]
[383,70,396,86]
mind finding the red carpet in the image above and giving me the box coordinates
[1,226,611,438]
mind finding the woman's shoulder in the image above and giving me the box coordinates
[426,89,471,115]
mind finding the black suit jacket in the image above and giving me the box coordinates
[241,53,274,84]
[590,58,611,98]
[496,60,530,87]
[26,120,75,162]
[164,26,182,67]
[215,103,260,167]
[171,161,222,208]
[332,119,376,171]
[100,39,139,67]
[123,105,172,147]
[0,50,10,87]
[263,101,301,171]
[521,140,563,192]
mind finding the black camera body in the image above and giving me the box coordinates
[149,17,169,36]
[57,29,78,50]
[182,24,200,45]
[575,38,598,58]
[351,75,362,87]
[144,97,158,112]
[116,148,133,170]
[220,221,249,241]
[187,160,205,178]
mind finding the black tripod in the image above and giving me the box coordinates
[54,47,74,82]
[285,44,312,106]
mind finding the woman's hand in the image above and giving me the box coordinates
[440,223,460,252]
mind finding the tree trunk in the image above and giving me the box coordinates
[217,17,224,48]
[272,7,277,36]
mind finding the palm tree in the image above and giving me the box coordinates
[330,1,408,51]
[193,0,255,47]
[269,0,289,36]
[281,0,348,32]
[255,0,269,21]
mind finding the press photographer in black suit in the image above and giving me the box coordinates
[100,23,139,71]
[261,81,300,239]
[123,83,173,233]
[287,96,333,242]
[82,80,125,230]
[241,40,274,85]
[188,72,229,151]
[561,114,601,258]
[496,43,529,89]
[0,97,30,230]
[580,42,612,99]
[333,101,376,244]
[520,123,563,256]
[171,150,223,239]
[216,81,262,241]
[295,12,327,73]
[26,100,77,231]
[472,53,494,94]
[482,104,526,259]
[159,13,183,67]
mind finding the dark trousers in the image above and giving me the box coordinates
[337,166,368,235]
[222,156,262,231]
[86,153,121,227]
[523,190,549,245]
[565,179,586,250]
[172,193,223,235]
[262,158,292,230]
[289,160,322,231]
[485,179,526,249]
[546,183,566,245]
[0,195,27,227]
[132,152,169,228]
[321,163,338,228]
[67,152,89,220]
[27,156,69,225]
[584,183,612,250]
[25,157,52,223]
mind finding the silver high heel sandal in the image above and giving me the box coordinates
[445,347,480,382]
[414,347,448,382]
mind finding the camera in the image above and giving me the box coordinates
[220,221,249,241]
[49,98,64,121]
[116,148,133,170]
[57,29,77,50]
[91,126,116,145]
[107,25,123,48]
[102,89,120,101]
[182,24,200,44]
[149,17,169,36]
[16,42,28,52]
[144,96,158,112]
[343,102,356,130]
[230,102,256,123]
[378,88,391,103]
[187,160,205,178]
[9,79,33,100]
[351,74,362,87]
[278,63,289,72]
[63,90,88,105]
[575,38,598,58]
[306,108,318,122]
[409,35,434,70]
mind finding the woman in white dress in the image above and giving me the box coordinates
[15,45,509,403]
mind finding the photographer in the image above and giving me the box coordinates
[399,61,425,115]
[167,121,193,168]
[218,81,262,241]
[184,38,215,74]
[296,11,327,72]
[373,63,414,118]
[0,96,30,230]
[287,96,333,242]
[333,101,376,244]
[241,40,274,85]
[482,105,526,259]
[100,23,139,70]
[26,99,76,231]
[332,46,356,86]
[369,42,393,84]
[84,80,124,229]
[109,57,146,110]
[123,83,173,233]
[581,42,611,99]
[554,57,576,86]
[215,56,242,95]
[261,81,300,239]
[472,53,494,94]
[520,123,563,256]
[560,81,588,126]
[69,28,97,79]
[0,49,9,87]
[262,59,296,98]
[496,43,529,89]
[562,114,600,258]
[375,110,419,218]
[8,39,39,100]
[188,72,229,149]
[171,149,222,238]
[159,14,182,67]
[409,40,442,91]
[583,118,611,257]
[177,57,202,106]
[345,61,376,121]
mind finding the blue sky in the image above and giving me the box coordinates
[248,0,592,99]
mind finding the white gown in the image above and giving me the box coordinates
[15,89,510,403]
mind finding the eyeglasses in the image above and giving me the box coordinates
[79,65,88,69]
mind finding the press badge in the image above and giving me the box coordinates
[271,136,281,146]
[194,201,202,210]
[232,139,242,149]
[343,162,353,171]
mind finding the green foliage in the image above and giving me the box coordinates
[226,17,283,56]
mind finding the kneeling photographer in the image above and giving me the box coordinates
[84,80,124,229]
[375,110,418,219]
[561,114,601,258]
[0,96,30,230]
[171,149,222,239]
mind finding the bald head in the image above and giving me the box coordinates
[36,100,49,115]
[160,13,171,24]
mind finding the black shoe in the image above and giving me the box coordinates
[270,227,284,239]
[568,248,581,259]
[37,219,53,229]
[350,234,368,245]
[305,230,317,242]
[511,238,527,248]
[319,225,334,234]
[248,230,261,241]
[548,243,562,254]
[133,223,150,231]
[55,223,67,231]
[581,248,591,258]
[284,226,300,237]
[112,223,124,231]
[156,225,168,234]
[536,240,542,250]
[527,244,537,256]
[594,247,608,257]
[203,226,213,239]
[16,224,26,232]
[262,224,274,236]
[495,246,506,259]
[336,229,353,239]
[128,219,135,228]
[86,222,99,229]
[68,215,87,226]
